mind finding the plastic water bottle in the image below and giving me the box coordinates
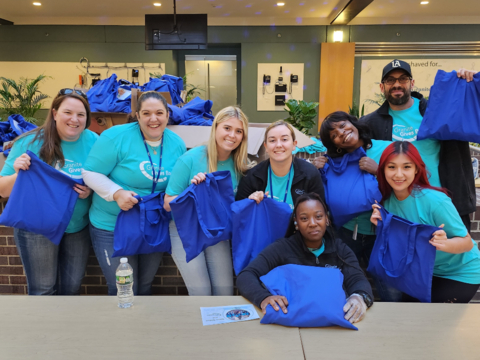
[116,258,134,308]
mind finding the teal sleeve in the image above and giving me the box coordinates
[165,157,194,196]
[0,139,28,176]
[432,199,468,238]
[83,136,118,176]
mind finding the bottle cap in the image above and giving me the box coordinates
[120,258,128,264]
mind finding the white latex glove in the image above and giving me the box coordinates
[343,294,367,324]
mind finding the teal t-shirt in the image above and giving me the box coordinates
[384,188,480,284]
[0,130,99,233]
[165,145,239,196]
[389,98,441,187]
[308,242,325,258]
[84,123,186,231]
[366,139,392,164]
[264,164,294,211]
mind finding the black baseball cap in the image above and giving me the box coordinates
[381,60,413,82]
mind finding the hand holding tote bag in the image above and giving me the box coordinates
[260,264,358,330]
[367,206,438,303]
[321,147,382,228]
[113,192,172,257]
[0,151,81,245]
[417,70,480,142]
[231,198,292,275]
[170,171,235,262]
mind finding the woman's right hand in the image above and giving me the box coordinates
[370,203,382,226]
[191,172,207,185]
[113,189,138,211]
[260,295,289,315]
[248,191,269,204]
[13,153,31,173]
[312,156,327,170]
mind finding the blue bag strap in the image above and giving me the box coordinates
[195,172,230,239]
[136,193,169,247]
[377,207,416,278]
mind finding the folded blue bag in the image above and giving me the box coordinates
[367,206,438,303]
[170,171,235,262]
[168,97,214,126]
[0,114,37,154]
[321,146,382,228]
[0,151,81,245]
[87,74,118,111]
[260,264,358,330]
[417,70,480,142]
[113,192,172,257]
[231,198,292,275]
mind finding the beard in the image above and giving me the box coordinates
[384,85,411,106]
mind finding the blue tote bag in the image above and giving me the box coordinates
[0,114,37,155]
[321,147,382,228]
[231,198,292,275]
[113,192,172,257]
[170,171,235,263]
[260,264,358,330]
[417,70,480,142]
[87,74,118,112]
[367,206,438,303]
[0,151,80,245]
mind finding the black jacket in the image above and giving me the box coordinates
[236,229,374,308]
[236,157,325,203]
[361,92,475,216]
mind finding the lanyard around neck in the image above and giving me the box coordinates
[140,130,164,194]
[269,161,293,203]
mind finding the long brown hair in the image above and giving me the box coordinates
[20,92,91,167]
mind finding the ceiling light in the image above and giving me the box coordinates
[420,1,429,4]
[277,2,285,5]
[153,2,161,6]
[33,2,41,5]
[333,30,343,42]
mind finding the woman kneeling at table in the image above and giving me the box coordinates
[237,193,374,324]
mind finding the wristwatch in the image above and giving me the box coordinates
[355,291,373,308]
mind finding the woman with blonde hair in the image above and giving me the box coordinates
[237,120,324,209]
[164,106,249,295]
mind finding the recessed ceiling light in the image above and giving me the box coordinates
[153,2,161,6]
[277,2,285,5]
[420,1,429,4]
[33,2,42,5]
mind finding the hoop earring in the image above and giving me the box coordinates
[336,148,342,154]
[294,220,298,231]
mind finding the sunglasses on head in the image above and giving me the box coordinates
[58,88,88,100]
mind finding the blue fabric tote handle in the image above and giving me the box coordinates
[136,194,167,247]
[195,172,230,238]
[377,207,416,278]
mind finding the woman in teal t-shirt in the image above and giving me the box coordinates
[317,111,402,302]
[0,89,98,295]
[83,92,186,296]
[371,141,480,303]
[164,106,249,296]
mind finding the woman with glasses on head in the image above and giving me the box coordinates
[0,88,98,295]
[83,91,186,296]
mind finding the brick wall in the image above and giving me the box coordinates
[1,197,479,302]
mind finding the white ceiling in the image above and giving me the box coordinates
[1,0,480,26]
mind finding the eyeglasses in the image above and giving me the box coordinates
[58,88,88,100]
[382,76,412,85]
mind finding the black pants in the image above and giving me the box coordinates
[403,276,480,303]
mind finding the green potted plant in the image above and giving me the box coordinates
[284,99,319,134]
[0,75,50,124]
[348,101,365,118]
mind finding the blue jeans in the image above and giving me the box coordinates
[338,226,403,302]
[14,226,90,295]
[89,224,163,296]
[169,221,233,296]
